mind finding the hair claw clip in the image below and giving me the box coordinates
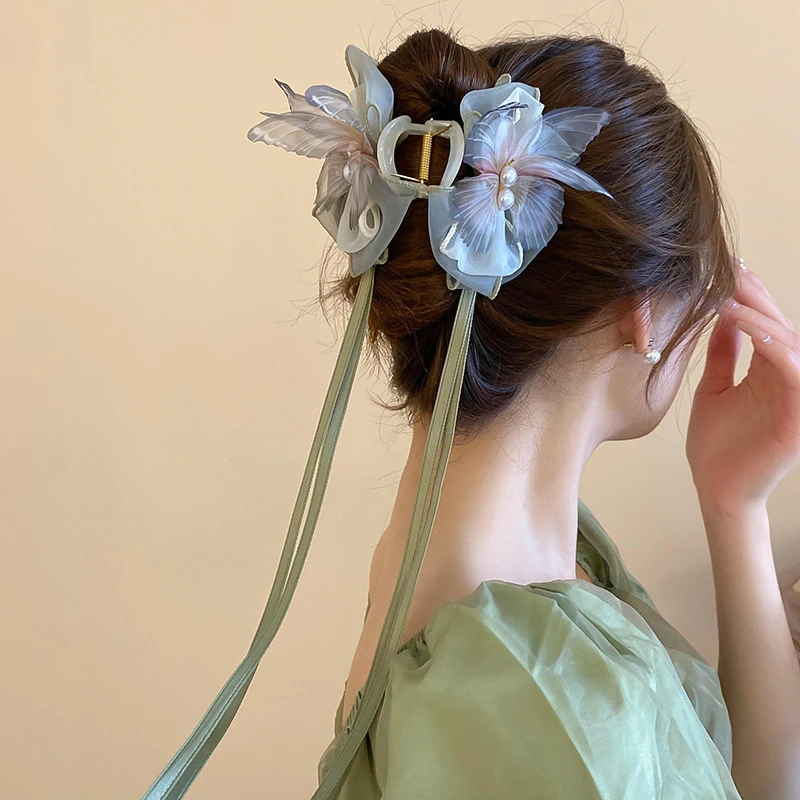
[377,116,465,196]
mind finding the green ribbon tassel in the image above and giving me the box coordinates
[314,282,476,799]
[140,264,477,800]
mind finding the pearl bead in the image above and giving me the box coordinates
[500,164,518,187]
[643,348,661,365]
[497,187,515,210]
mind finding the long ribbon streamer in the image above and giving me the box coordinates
[141,266,375,800]
[313,285,477,798]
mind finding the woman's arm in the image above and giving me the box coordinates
[686,260,800,796]
[701,499,800,799]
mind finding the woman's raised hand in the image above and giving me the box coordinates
[686,259,800,515]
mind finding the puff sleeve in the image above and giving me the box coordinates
[362,580,741,800]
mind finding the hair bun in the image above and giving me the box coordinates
[376,29,498,123]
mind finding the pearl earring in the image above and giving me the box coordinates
[623,337,662,364]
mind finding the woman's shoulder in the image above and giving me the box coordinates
[319,578,740,798]
[391,577,681,685]
[369,578,739,798]
[321,500,739,798]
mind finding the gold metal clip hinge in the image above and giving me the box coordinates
[417,123,451,184]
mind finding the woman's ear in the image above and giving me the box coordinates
[618,293,654,355]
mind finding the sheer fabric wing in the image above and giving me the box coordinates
[274,79,323,115]
[314,152,351,216]
[247,81,365,160]
[451,173,502,254]
[247,112,364,159]
[534,107,612,164]
[509,176,565,255]
[463,102,526,173]
[304,84,365,134]
[514,154,613,198]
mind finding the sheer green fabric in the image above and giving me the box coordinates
[317,499,742,799]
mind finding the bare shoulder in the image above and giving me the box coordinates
[340,534,593,726]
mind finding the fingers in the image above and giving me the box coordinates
[697,313,743,394]
[735,317,800,391]
[718,258,800,387]
[725,276,800,356]
[729,259,796,331]
[727,301,800,351]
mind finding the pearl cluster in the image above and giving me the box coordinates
[496,163,518,211]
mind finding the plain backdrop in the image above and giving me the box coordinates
[3,1,800,798]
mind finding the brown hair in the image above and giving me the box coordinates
[319,27,738,440]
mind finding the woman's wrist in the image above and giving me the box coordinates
[697,495,772,556]
[697,493,768,526]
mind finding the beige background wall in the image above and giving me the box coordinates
[3,1,799,798]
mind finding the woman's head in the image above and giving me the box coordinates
[321,27,738,442]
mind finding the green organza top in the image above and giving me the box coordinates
[317,500,742,799]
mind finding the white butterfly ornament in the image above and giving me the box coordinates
[246,45,403,264]
[429,79,615,298]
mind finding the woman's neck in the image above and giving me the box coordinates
[380,386,610,588]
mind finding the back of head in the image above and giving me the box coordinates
[321,27,737,439]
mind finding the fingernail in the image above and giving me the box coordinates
[735,319,771,342]
[728,299,740,309]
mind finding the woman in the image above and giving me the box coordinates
[312,29,800,799]
[141,26,800,800]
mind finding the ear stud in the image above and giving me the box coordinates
[623,337,661,364]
